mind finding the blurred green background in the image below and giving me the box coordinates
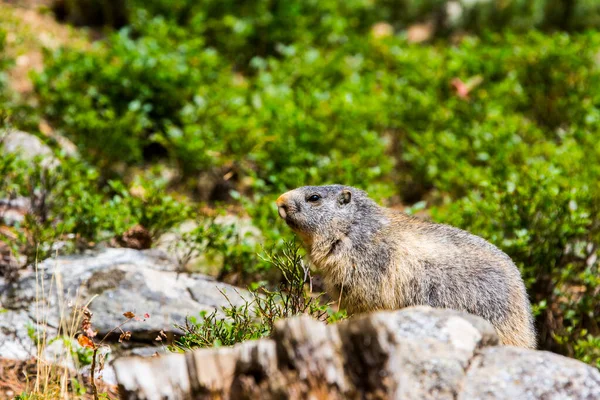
[1,0,599,366]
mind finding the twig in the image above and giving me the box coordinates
[98,319,133,345]
[91,347,99,400]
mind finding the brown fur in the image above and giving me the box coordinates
[276,185,536,349]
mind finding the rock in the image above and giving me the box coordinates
[0,197,31,226]
[114,224,153,250]
[113,307,600,400]
[0,309,45,360]
[0,129,54,166]
[0,238,24,281]
[113,352,194,399]
[336,307,499,399]
[0,247,251,362]
[459,346,600,400]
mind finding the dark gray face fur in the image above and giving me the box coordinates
[276,185,370,239]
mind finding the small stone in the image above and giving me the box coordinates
[1,129,54,166]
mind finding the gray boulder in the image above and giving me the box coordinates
[0,248,251,362]
[460,346,600,400]
[113,307,600,400]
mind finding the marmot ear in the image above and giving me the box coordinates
[338,189,351,205]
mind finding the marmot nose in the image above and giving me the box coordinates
[276,193,290,219]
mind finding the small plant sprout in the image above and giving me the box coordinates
[76,308,150,400]
[172,240,346,351]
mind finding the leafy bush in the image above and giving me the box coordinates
[54,1,600,60]
[34,34,393,198]
[166,211,265,280]
[109,173,192,240]
[0,28,10,93]
[384,32,600,196]
[172,43,394,194]
[33,30,223,168]
[0,150,190,264]
[130,0,381,66]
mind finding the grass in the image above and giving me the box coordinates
[6,252,119,399]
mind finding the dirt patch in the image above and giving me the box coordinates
[0,357,118,399]
[1,0,92,95]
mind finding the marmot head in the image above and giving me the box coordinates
[276,185,374,244]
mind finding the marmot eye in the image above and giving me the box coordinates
[307,194,321,202]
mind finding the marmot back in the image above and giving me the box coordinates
[276,184,536,349]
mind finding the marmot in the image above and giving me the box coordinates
[276,185,536,348]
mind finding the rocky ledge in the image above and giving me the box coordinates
[114,306,600,400]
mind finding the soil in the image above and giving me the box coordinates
[0,357,119,399]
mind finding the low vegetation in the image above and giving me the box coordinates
[1,0,599,369]
[173,241,345,350]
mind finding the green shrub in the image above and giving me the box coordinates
[172,43,393,194]
[109,173,192,240]
[55,1,600,63]
[0,150,191,263]
[0,152,117,263]
[166,209,265,280]
[35,34,393,197]
[131,0,380,66]
[33,30,224,168]
[369,33,600,198]
[0,28,9,93]
[172,241,346,350]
